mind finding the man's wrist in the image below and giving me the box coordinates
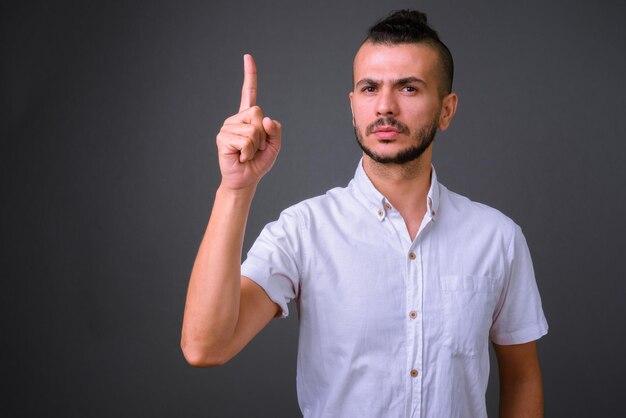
[216,183,257,202]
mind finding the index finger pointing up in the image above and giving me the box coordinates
[239,54,257,112]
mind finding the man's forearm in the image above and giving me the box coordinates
[494,341,544,418]
[499,368,544,417]
[180,184,256,365]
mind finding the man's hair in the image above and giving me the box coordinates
[364,10,454,96]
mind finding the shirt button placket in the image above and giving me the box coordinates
[407,248,421,414]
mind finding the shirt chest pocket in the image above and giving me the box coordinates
[440,275,499,358]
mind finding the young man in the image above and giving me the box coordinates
[181,10,548,418]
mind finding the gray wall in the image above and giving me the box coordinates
[2,0,625,416]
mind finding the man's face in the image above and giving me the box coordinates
[350,42,454,165]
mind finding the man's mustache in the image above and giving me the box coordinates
[366,118,410,135]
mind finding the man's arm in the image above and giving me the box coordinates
[181,54,282,367]
[493,340,544,418]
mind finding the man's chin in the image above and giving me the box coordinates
[368,155,418,165]
[362,146,422,165]
[355,125,436,165]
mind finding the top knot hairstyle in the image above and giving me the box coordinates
[365,10,454,96]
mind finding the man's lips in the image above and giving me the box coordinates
[372,126,401,139]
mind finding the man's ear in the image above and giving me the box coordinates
[349,91,355,126]
[438,92,458,131]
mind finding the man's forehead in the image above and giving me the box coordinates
[353,42,439,79]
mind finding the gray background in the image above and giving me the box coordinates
[2,0,625,416]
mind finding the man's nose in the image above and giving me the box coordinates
[376,89,398,116]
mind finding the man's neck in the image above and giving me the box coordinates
[362,151,432,240]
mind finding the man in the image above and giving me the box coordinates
[181,9,548,418]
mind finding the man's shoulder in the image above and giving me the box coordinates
[286,184,353,209]
[441,185,519,234]
[279,183,357,222]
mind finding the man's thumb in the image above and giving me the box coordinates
[263,117,281,139]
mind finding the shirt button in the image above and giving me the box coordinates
[409,310,417,319]
[408,252,416,260]
[410,369,419,378]
[431,210,436,216]
[384,203,392,210]
[377,209,383,217]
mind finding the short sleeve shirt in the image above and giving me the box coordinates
[241,161,548,418]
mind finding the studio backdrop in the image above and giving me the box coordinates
[2,0,625,417]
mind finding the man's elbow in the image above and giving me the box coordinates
[180,339,231,368]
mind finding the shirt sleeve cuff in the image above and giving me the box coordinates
[490,319,549,345]
[241,262,290,318]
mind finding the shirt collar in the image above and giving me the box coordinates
[352,158,441,222]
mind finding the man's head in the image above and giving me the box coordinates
[350,10,458,166]
[364,9,454,98]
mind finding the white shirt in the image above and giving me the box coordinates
[242,161,548,418]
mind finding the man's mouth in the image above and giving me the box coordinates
[373,126,400,133]
[372,126,401,140]
[366,118,409,138]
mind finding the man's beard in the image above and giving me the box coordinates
[354,116,438,165]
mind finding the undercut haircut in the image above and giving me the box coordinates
[365,10,454,96]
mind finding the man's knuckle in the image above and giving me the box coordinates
[245,136,257,148]
[243,125,256,136]
[250,105,263,117]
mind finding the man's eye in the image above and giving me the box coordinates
[363,86,376,93]
[403,86,417,92]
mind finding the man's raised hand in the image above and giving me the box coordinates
[216,54,282,191]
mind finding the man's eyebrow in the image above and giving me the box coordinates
[355,78,379,88]
[395,76,426,86]
[355,77,427,88]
